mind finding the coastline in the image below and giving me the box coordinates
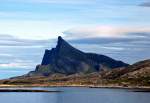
[1,84,150,90]
[0,89,61,92]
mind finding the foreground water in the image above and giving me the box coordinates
[0,87,150,103]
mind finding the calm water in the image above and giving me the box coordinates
[0,87,150,103]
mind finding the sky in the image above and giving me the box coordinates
[0,0,150,79]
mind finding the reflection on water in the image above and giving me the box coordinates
[0,87,150,103]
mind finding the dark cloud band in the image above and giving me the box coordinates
[139,2,150,7]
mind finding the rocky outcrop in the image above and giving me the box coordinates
[28,36,128,76]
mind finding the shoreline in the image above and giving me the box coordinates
[0,84,150,92]
[0,84,150,89]
[0,89,62,93]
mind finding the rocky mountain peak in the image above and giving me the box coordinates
[30,36,129,76]
[57,36,63,46]
[56,36,73,51]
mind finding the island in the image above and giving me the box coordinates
[0,36,150,90]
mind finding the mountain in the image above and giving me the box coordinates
[1,59,150,87]
[0,36,150,87]
[28,36,128,76]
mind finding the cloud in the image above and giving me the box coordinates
[0,63,27,68]
[65,26,150,47]
[0,53,13,57]
[0,30,149,69]
[64,26,125,39]
[139,2,150,7]
[69,37,147,45]
[0,34,56,69]
[0,59,36,68]
[0,34,53,47]
[64,26,150,39]
[63,26,150,64]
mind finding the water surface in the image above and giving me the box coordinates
[0,87,150,103]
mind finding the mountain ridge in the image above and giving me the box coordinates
[28,36,128,76]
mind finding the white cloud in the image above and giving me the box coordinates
[100,46,125,51]
[0,59,37,68]
[0,34,51,47]
[0,34,52,69]
[64,25,150,39]
[0,53,13,57]
[0,62,29,68]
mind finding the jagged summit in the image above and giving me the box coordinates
[56,36,74,50]
[57,36,64,48]
[58,36,63,43]
[56,36,81,53]
[29,36,129,76]
[41,36,83,65]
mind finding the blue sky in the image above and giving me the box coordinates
[0,0,150,78]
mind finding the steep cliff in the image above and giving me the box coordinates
[28,36,128,76]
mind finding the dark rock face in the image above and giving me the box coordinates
[29,36,129,76]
